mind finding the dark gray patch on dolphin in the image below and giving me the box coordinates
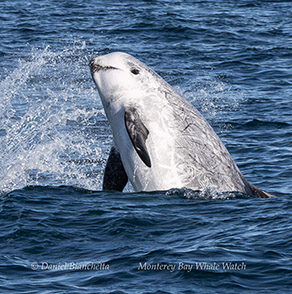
[124,106,151,168]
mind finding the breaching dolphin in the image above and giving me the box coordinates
[90,52,274,198]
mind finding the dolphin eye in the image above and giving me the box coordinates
[131,68,140,75]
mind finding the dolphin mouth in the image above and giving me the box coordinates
[89,58,119,74]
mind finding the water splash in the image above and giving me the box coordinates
[0,43,109,193]
[176,75,244,129]
[166,187,252,200]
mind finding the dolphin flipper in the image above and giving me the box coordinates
[103,146,128,191]
[124,107,151,168]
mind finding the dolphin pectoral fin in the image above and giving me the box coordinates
[124,107,152,168]
[103,146,128,192]
[249,184,276,198]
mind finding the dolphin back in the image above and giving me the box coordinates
[158,83,274,197]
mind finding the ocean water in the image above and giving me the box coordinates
[0,0,291,293]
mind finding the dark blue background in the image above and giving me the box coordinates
[0,1,291,293]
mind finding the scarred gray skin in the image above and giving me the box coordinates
[90,52,273,197]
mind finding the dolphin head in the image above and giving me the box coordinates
[90,52,162,118]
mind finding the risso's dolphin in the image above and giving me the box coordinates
[90,52,274,198]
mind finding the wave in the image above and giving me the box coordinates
[224,119,290,130]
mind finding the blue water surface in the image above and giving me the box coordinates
[0,0,291,293]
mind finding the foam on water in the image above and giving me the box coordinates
[166,187,252,200]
